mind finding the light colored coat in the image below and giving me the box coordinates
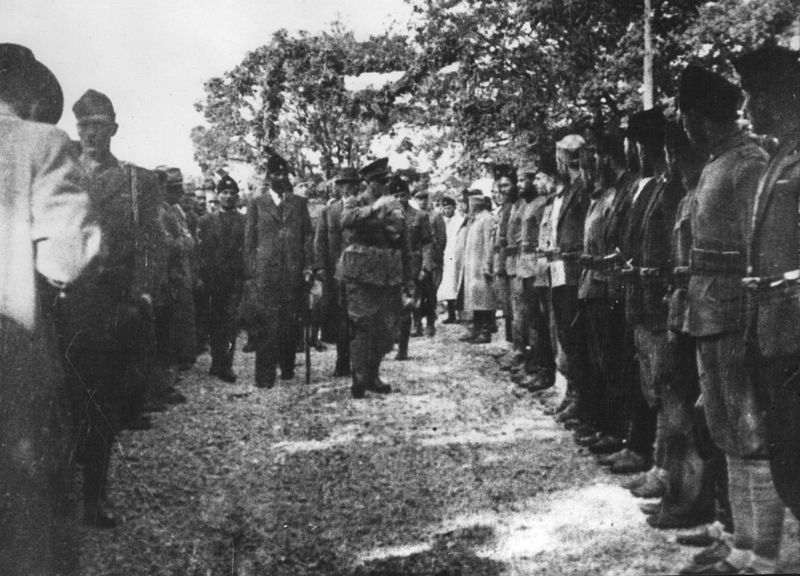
[438,212,466,301]
[463,210,496,311]
[0,113,99,330]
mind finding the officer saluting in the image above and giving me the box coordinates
[340,158,411,398]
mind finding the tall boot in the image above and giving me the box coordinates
[505,316,513,343]
[350,334,370,398]
[443,301,457,324]
[396,312,411,360]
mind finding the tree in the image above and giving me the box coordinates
[400,0,800,170]
[192,24,415,180]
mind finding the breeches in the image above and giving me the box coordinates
[755,353,800,521]
[697,332,768,458]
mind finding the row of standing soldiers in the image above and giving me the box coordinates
[482,49,800,574]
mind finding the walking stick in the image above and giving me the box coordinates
[304,282,313,384]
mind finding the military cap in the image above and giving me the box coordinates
[266,153,293,175]
[216,174,239,194]
[163,167,183,188]
[679,65,740,122]
[334,167,360,183]
[733,45,800,93]
[627,109,665,143]
[0,43,63,124]
[72,89,115,120]
[359,157,392,182]
[440,194,456,207]
[414,189,430,199]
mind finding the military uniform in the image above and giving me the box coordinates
[416,196,446,334]
[516,192,554,387]
[57,90,164,528]
[340,159,410,396]
[156,190,197,368]
[505,196,527,352]
[397,199,432,358]
[314,187,352,376]
[197,177,245,382]
[492,201,513,341]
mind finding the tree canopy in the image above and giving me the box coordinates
[192,1,800,181]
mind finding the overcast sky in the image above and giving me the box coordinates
[2,0,412,176]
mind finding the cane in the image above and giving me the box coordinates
[304,280,313,384]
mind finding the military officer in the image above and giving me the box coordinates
[197,175,246,383]
[414,188,447,336]
[244,154,313,388]
[735,43,800,536]
[56,89,163,528]
[340,158,411,397]
[394,176,432,360]
[314,167,360,376]
[156,166,197,370]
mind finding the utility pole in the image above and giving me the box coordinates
[643,0,654,109]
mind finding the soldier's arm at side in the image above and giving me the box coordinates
[733,149,768,245]
[482,216,494,277]
[31,127,100,286]
[313,205,329,274]
[420,213,434,273]
[300,198,314,279]
[131,168,163,303]
[243,197,258,280]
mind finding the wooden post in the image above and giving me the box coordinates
[643,0,654,110]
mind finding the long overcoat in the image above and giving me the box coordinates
[242,192,313,330]
[438,212,466,301]
[463,210,496,311]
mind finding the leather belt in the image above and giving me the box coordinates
[689,247,745,276]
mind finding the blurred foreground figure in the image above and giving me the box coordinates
[0,43,99,575]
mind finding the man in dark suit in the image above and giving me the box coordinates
[197,175,246,383]
[244,154,314,388]
[314,167,360,376]
[57,89,164,528]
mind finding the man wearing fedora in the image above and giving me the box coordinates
[0,43,100,575]
[244,154,314,388]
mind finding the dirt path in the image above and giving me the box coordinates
[81,323,800,575]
